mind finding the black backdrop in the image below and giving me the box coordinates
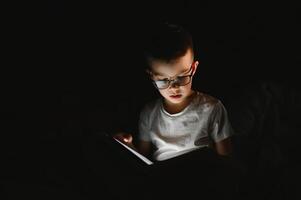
[1,1,300,199]
[43,0,300,134]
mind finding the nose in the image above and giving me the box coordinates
[169,80,180,88]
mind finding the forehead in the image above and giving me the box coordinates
[150,49,193,77]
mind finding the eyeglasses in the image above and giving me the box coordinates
[152,65,194,90]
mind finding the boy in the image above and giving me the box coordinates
[114,22,234,162]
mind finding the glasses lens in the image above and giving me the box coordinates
[155,80,169,89]
[154,76,191,89]
[176,76,191,86]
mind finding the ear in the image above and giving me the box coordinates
[192,61,199,75]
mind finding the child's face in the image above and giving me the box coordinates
[149,49,199,105]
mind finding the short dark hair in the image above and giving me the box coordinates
[143,22,193,69]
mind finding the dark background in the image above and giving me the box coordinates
[34,1,301,134]
[1,0,300,199]
[3,0,300,135]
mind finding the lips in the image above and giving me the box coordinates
[170,94,182,98]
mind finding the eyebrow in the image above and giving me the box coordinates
[153,67,191,77]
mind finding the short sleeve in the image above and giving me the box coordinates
[138,107,151,142]
[210,101,234,142]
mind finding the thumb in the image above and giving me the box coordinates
[123,134,133,143]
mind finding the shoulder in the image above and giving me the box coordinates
[140,98,161,117]
[194,91,220,108]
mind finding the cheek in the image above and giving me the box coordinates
[159,89,169,97]
[182,83,192,92]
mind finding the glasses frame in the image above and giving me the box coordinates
[152,64,194,90]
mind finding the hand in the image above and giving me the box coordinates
[113,132,133,145]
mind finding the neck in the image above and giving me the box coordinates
[163,90,196,114]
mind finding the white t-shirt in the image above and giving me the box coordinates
[138,91,234,161]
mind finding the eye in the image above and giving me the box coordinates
[158,78,169,82]
[176,76,187,80]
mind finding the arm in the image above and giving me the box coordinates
[214,137,233,156]
[209,101,234,156]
